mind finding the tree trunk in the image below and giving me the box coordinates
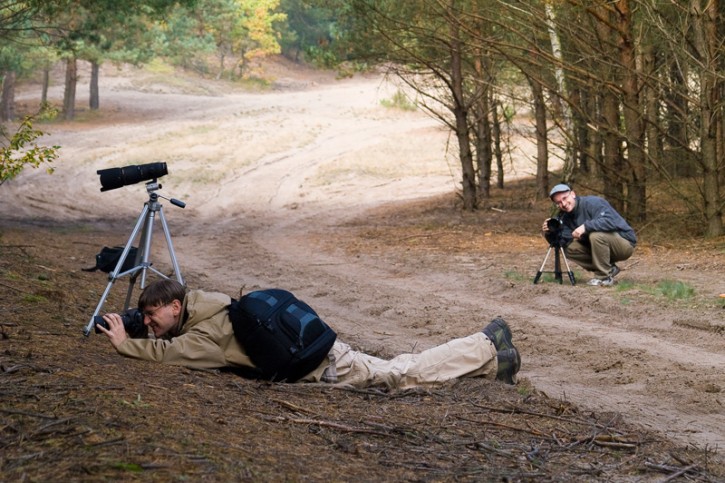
[217,51,225,80]
[473,94,492,199]
[544,3,575,179]
[492,95,504,190]
[601,89,624,212]
[90,61,100,110]
[642,43,663,176]
[593,4,624,211]
[0,71,16,121]
[41,68,50,105]
[665,54,691,176]
[584,89,602,176]
[616,0,647,222]
[63,57,77,121]
[472,54,492,199]
[448,3,476,210]
[692,0,723,236]
[528,76,549,198]
[571,87,588,174]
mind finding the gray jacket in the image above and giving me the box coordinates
[559,196,637,246]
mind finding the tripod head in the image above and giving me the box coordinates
[144,179,186,209]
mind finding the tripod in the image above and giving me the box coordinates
[533,240,576,285]
[83,180,186,336]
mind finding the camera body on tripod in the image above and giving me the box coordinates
[535,215,576,285]
[545,217,568,247]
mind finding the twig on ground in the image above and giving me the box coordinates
[0,281,28,294]
[270,397,319,416]
[644,462,699,481]
[87,437,126,447]
[457,415,553,439]
[262,414,393,438]
[474,402,612,430]
[0,408,58,419]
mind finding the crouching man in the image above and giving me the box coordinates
[542,183,636,286]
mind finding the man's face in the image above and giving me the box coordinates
[142,300,181,338]
[552,190,576,212]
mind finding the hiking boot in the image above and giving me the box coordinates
[610,264,621,278]
[588,276,617,287]
[496,348,521,385]
[483,317,514,352]
[600,276,617,286]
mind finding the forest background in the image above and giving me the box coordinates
[1,0,724,239]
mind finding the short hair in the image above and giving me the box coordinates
[138,279,186,310]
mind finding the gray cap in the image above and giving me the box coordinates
[549,183,571,199]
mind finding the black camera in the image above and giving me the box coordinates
[546,217,563,233]
[545,217,568,247]
[94,308,148,338]
[97,162,168,192]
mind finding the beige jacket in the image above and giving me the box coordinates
[116,289,255,369]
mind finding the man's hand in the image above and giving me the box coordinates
[96,313,129,349]
[572,224,586,240]
[541,219,551,235]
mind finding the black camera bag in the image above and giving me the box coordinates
[228,289,337,382]
[83,246,138,273]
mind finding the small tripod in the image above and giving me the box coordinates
[83,180,186,336]
[533,240,576,285]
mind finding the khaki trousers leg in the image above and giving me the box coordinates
[565,232,635,278]
[304,333,497,389]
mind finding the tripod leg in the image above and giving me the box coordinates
[158,206,185,286]
[559,249,577,285]
[533,247,553,284]
[123,207,156,309]
[554,246,563,283]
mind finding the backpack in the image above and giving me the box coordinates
[83,246,139,273]
[228,289,337,382]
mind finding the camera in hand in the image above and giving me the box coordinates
[94,308,148,338]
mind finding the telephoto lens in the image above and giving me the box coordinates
[97,162,168,191]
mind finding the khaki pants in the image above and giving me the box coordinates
[302,332,497,389]
[565,231,635,278]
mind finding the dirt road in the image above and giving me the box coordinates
[2,61,723,456]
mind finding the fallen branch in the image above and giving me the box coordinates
[643,462,699,481]
[0,281,27,294]
[263,414,393,438]
[457,415,553,439]
[270,397,319,416]
[474,402,610,430]
[592,440,638,450]
[87,437,126,447]
[0,408,57,420]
